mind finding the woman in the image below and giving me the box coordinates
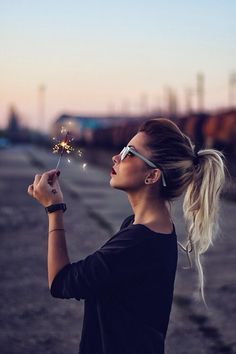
[27,118,226,354]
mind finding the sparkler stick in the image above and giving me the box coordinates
[55,153,62,171]
[55,131,70,170]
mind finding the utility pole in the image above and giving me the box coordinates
[139,93,149,115]
[229,72,236,108]
[196,72,205,112]
[38,84,46,132]
[166,87,178,117]
[185,87,194,114]
[107,101,116,117]
[162,86,169,116]
[154,95,162,115]
[121,98,131,117]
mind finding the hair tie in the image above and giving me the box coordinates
[193,146,199,166]
[193,154,199,166]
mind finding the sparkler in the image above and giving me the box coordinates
[53,127,75,170]
[52,125,87,171]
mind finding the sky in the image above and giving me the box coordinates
[1,0,236,130]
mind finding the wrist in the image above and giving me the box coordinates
[48,209,64,216]
[44,199,64,207]
[48,210,64,229]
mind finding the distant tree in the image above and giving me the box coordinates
[7,105,20,133]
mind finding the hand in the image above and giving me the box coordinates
[27,169,64,207]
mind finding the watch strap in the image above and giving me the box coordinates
[45,203,67,214]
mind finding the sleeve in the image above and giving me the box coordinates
[50,228,143,301]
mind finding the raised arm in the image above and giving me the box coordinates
[27,169,70,289]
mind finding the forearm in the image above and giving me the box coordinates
[47,210,70,288]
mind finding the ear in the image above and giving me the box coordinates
[145,169,162,184]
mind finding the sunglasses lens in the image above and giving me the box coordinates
[120,147,127,160]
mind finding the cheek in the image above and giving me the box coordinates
[111,163,146,187]
[126,165,143,179]
[125,160,147,177]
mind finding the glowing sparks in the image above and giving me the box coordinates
[52,126,86,171]
[52,130,75,170]
[60,126,67,134]
[52,132,74,155]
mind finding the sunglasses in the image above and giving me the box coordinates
[119,146,167,187]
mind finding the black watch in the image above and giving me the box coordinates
[45,203,67,214]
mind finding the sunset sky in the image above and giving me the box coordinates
[1,0,235,130]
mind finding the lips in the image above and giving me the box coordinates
[111,167,117,175]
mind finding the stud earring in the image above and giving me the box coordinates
[145,179,150,184]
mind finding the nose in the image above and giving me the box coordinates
[112,153,120,164]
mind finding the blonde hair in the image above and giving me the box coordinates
[138,118,226,306]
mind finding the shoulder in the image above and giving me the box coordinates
[101,225,145,252]
[119,214,134,231]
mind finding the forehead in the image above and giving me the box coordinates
[127,132,149,153]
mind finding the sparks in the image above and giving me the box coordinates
[51,125,86,171]
[52,130,75,170]
[60,126,67,134]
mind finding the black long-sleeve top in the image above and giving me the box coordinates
[50,215,178,354]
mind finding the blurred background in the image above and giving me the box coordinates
[0,1,236,353]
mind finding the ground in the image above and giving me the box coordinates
[0,145,235,354]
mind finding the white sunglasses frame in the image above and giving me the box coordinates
[119,146,167,187]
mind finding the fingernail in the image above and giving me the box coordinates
[56,171,60,176]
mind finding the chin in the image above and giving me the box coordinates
[110,178,127,192]
[110,178,118,189]
[110,178,124,191]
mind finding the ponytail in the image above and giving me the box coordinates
[183,149,226,306]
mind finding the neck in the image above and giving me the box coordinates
[127,187,171,225]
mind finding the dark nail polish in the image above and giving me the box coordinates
[56,171,60,176]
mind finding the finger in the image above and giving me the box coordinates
[41,170,59,185]
[33,170,58,186]
[27,184,34,197]
[33,174,42,186]
[48,173,58,186]
[42,169,59,178]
